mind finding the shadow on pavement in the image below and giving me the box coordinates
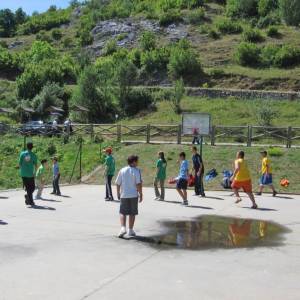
[39,198,62,203]
[0,220,8,225]
[159,200,182,204]
[0,196,9,199]
[59,195,71,198]
[29,205,56,211]
[204,196,224,201]
[275,195,294,200]
[242,207,278,211]
[187,205,214,210]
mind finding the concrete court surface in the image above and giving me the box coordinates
[0,184,299,300]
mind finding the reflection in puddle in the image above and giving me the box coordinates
[135,215,290,250]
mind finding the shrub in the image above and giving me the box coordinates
[260,44,280,66]
[215,17,243,34]
[274,45,300,67]
[257,11,281,28]
[139,31,156,51]
[0,46,20,78]
[253,100,280,126]
[235,42,261,66]
[170,78,185,114]
[258,0,279,17]
[266,26,280,37]
[51,28,63,40]
[122,88,154,116]
[208,68,225,78]
[36,30,52,43]
[0,40,8,48]
[268,147,284,157]
[159,9,183,26]
[242,28,264,43]
[103,39,118,56]
[226,0,258,18]
[168,43,203,83]
[208,28,220,39]
[63,37,73,48]
[141,47,170,75]
[181,0,204,9]
[187,8,205,24]
[280,0,300,26]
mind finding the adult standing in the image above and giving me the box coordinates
[19,142,38,206]
[154,151,167,201]
[104,147,115,201]
[230,151,258,209]
[191,146,205,197]
[116,155,143,238]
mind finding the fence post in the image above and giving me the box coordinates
[146,124,151,143]
[247,125,252,147]
[287,126,292,148]
[79,138,82,182]
[211,125,215,146]
[90,124,94,141]
[117,124,122,143]
[177,124,182,144]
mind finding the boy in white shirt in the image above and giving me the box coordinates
[115,155,143,238]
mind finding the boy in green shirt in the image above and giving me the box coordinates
[104,147,115,201]
[154,151,167,201]
[36,159,48,200]
[19,142,38,206]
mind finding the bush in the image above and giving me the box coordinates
[103,39,118,56]
[0,40,8,48]
[208,28,220,39]
[258,0,279,17]
[215,17,243,34]
[260,44,279,66]
[266,26,280,37]
[235,42,261,66]
[36,30,52,43]
[0,46,20,78]
[170,78,185,114]
[226,0,258,18]
[141,47,170,75]
[242,28,264,43]
[268,147,284,157]
[139,31,156,51]
[187,8,205,24]
[257,11,281,28]
[274,45,300,68]
[280,0,300,26]
[253,100,280,126]
[63,37,73,48]
[168,43,203,83]
[159,9,183,26]
[51,28,63,40]
[181,0,204,9]
[122,88,154,116]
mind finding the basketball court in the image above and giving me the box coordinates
[0,184,299,300]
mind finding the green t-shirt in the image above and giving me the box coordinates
[36,165,46,180]
[19,150,37,178]
[105,155,115,176]
[156,159,167,180]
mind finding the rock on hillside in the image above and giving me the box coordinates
[89,18,188,56]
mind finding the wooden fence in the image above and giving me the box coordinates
[72,124,300,148]
[3,123,300,148]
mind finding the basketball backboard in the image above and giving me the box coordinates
[182,113,211,136]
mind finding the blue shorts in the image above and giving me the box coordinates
[177,178,188,190]
[260,174,273,185]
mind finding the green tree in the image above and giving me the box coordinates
[280,0,300,26]
[139,31,156,51]
[170,78,185,114]
[15,8,27,25]
[0,9,16,37]
[226,0,258,18]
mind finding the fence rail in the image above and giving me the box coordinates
[1,123,300,148]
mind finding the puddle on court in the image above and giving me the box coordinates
[133,215,290,250]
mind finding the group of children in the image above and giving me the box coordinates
[102,146,278,237]
[19,142,61,206]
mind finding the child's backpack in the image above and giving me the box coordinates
[205,169,218,181]
[221,170,233,189]
[188,174,195,187]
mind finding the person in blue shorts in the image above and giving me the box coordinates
[176,152,189,206]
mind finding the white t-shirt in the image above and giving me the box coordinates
[115,166,142,198]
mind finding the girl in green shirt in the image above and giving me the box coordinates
[154,151,167,201]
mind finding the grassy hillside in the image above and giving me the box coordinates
[87,143,300,194]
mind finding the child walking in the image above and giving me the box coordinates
[231,151,258,209]
[36,159,48,200]
[257,150,277,196]
[176,152,189,206]
[51,157,61,196]
[104,147,115,201]
[154,151,167,201]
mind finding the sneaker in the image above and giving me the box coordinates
[50,192,56,195]
[24,195,30,205]
[128,229,136,237]
[251,204,258,209]
[273,191,277,197]
[159,198,164,201]
[118,227,127,238]
[154,197,160,201]
[182,200,189,206]
[35,196,41,200]
[105,198,110,201]
[56,193,61,196]
[256,192,262,196]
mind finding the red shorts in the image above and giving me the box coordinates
[231,179,252,193]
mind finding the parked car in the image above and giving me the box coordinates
[18,121,46,135]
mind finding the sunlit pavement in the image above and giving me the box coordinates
[0,185,299,300]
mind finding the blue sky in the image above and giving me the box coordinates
[0,0,71,14]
